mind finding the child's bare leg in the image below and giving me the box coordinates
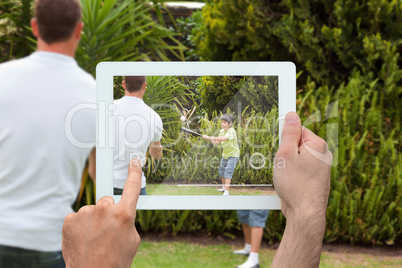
[225,178,231,190]
[217,177,226,191]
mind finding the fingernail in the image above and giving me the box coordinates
[285,112,298,125]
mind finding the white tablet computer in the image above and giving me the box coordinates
[96,62,295,210]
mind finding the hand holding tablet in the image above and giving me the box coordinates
[272,112,332,267]
[273,112,332,220]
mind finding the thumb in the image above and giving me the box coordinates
[279,112,302,155]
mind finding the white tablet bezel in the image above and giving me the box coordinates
[96,62,295,210]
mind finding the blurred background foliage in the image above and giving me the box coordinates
[0,0,185,72]
[0,0,35,61]
[1,0,400,246]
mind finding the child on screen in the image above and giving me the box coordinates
[202,114,240,196]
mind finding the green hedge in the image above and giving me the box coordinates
[197,75,279,115]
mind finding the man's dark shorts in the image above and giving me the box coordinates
[0,244,65,268]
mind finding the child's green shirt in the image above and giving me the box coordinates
[219,128,240,158]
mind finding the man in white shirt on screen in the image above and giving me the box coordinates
[113,76,163,196]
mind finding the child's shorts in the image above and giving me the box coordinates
[218,157,239,179]
[237,210,270,228]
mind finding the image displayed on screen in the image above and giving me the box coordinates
[112,75,278,196]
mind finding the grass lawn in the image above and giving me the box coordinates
[131,241,402,268]
[146,183,276,196]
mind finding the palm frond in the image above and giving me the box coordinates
[77,0,185,75]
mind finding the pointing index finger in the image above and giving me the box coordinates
[118,159,142,217]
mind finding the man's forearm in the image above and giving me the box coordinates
[150,149,162,159]
[272,210,326,268]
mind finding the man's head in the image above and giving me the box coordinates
[123,76,147,93]
[32,0,82,45]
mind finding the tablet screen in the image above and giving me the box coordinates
[96,62,295,209]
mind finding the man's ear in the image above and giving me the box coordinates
[74,22,84,40]
[122,80,126,90]
[142,82,147,91]
[31,18,39,38]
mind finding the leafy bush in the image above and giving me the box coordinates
[136,210,240,238]
[0,0,35,61]
[190,0,289,61]
[198,75,243,114]
[175,10,203,61]
[195,75,279,115]
[191,0,402,88]
[314,72,401,245]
